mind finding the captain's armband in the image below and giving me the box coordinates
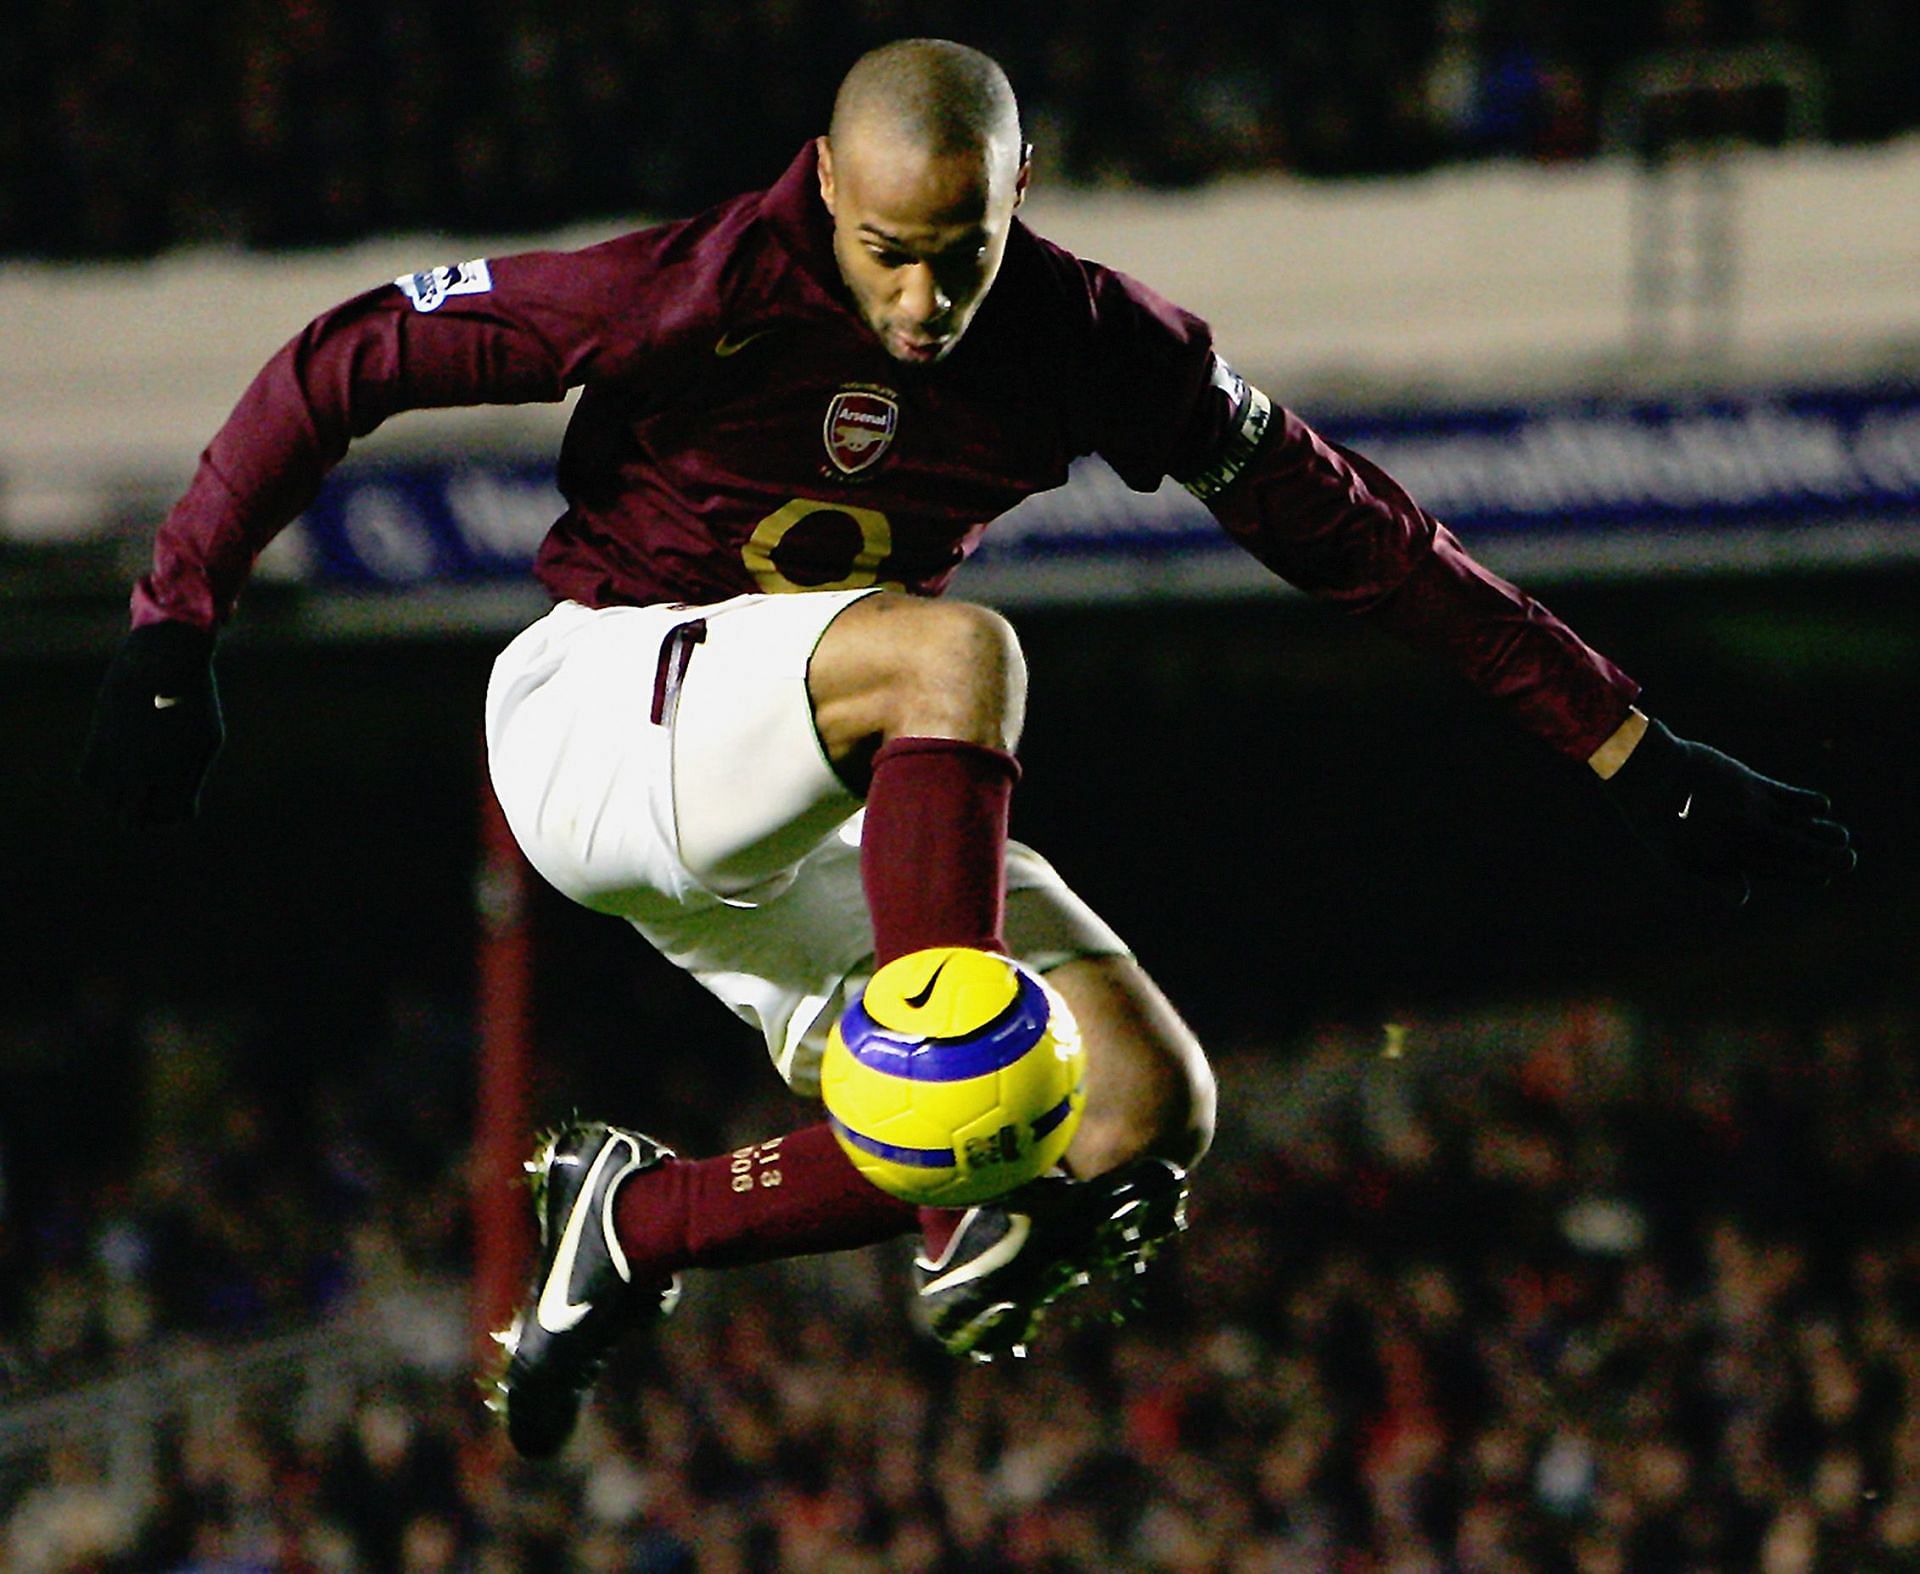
[1177,358,1273,503]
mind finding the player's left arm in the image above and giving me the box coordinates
[1169,360,1856,905]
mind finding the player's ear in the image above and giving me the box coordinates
[816,135,838,214]
[1012,143,1033,210]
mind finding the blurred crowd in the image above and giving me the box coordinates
[5,986,1920,1570]
[2,0,1917,257]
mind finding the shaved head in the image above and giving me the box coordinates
[817,41,1030,364]
[829,39,1023,175]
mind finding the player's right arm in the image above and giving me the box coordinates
[81,242,668,827]
[134,256,608,632]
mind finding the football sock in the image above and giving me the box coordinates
[861,735,1019,966]
[861,734,1023,1254]
[613,1122,915,1274]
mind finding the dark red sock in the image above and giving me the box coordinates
[612,1122,915,1274]
[861,735,1019,967]
[862,735,1023,1250]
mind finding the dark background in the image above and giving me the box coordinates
[6,0,1917,255]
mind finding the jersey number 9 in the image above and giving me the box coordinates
[742,498,906,594]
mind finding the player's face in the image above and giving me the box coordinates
[817,132,1028,365]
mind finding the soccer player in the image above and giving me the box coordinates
[82,40,1853,1459]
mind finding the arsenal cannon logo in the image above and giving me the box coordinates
[824,388,899,475]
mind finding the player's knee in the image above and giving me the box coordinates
[1175,1050,1218,1167]
[1130,1047,1215,1172]
[1049,956,1215,1177]
[894,597,1026,741]
[823,592,1027,749]
[1068,1033,1216,1176]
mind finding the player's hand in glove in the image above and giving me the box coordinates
[1604,714,1855,907]
[80,622,224,827]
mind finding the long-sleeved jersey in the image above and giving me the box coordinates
[134,143,1637,760]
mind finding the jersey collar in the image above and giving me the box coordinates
[757,144,847,309]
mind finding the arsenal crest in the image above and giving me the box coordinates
[824,388,899,475]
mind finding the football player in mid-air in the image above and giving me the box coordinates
[83,39,1854,1458]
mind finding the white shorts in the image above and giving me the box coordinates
[485,593,1127,1095]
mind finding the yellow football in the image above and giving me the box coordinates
[822,947,1086,1207]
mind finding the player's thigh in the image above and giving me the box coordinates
[806,590,1028,767]
[669,587,885,895]
[485,591,878,912]
[486,601,691,909]
[1045,953,1216,1176]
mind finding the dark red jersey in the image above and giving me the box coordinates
[133,143,1638,760]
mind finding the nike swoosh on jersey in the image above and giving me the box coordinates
[713,327,776,357]
[535,1135,643,1334]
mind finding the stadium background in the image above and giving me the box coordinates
[3,4,1919,1569]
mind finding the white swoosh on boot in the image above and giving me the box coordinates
[536,1136,642,1334]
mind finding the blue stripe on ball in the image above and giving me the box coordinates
[1030,1086,1080,1141]
[841,971,1053,1082]
[829,1116,955,1168]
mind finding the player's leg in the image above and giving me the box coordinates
[1046,953,1216,1177]
[805,588,1026,761]
[663,590,1046,1291]
[778,590,1216,1179]
[486,592,927,1457]
[580,850,1221,1350]
[487,592,1191,1445]
[647,591,1045,1287]
[488,591,1037,1454]
[485,588,1017,916]
[907,879,1208,1362]
[802,589,1029,964]
[608,595,1204,1353]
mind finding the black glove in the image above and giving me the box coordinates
[1604,716,1855,907]
[80,622,224,827]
